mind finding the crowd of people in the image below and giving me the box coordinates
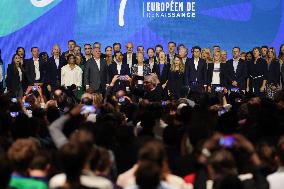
[0,41,284,189]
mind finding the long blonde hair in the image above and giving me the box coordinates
[170,56,184,73]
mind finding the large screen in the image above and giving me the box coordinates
[0,0,284,67]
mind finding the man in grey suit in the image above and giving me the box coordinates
[84,47,108,93]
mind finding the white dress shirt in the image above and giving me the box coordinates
[233,58,239,73]
[95,59,100,71]
[194,58,199,70]
[61,64,82,87]
[33,58,40,80]
[212,63,221,85]
[127,53,133,69]
[17,67,22,82]
[117,62,122,74]
[54,56,60,68]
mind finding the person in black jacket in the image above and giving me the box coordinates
[168,56,185,99]
[6,54,24,97]
[46,44,66,92]
[185,46,207,92]
[265,47,281,99]
[145,48,157,72]
[153,51,169,89]
[25,47,45,86]
[123,42,137,72]
[225,47,247,90]
[207,51,226,91]
[108,51,130,93]
[247,47,268,96]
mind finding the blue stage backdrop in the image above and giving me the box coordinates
[0,0,284,69]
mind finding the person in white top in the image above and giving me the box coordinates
[207,51,226,92]
[61,54,82,88]
[267,136,284,189]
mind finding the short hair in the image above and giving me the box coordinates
[105,46,112,52]
[147,48,155,54]
[168,41,176,46]
[114,51,122,57]
[213,45,220,49]
[233,47,240,51]
[137,45,144,51]
[192,46,201,52]
[261,45,269,49]
[31,47,38,52]
[93,42,101,46]
[155,44,163,50]
[84,43,91,47]
[68,40,76,44]
[113,42,121,49]
[74,45,81,50]
[67,54,75,61]
[177,44,185,51]
[8,139,38,172]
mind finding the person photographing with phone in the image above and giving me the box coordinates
[108,51,130,93]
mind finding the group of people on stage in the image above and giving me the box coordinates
[1,40,284,101]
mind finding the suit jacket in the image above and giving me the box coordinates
[46,56,66,88]
[84,58,108,91]
[25,58,45,85]
[167,53,177,64]
[225,59,247,89]
[206,63,226,86]
[108,62,130,92]
[185,58,207,86]
[6,63,22,93]
[267,60,280,85]
[123,53,137,67]
[152,63,170,84]
[145,58,157,72]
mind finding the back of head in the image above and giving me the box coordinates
[58,142,88,185]
[213,175,243,189]
[209,149,237,179]
[136,161,161,189]
[8,139,38,174]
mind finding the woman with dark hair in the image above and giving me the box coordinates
[167,56,185,99]
[265,47,280,99]
[105,46,113,65]
[16,47,25,65]
[246,47,268,96]
[245,51,253,62]
[153,51,170,89]
[6,54,24,97]
[278,44,284,64]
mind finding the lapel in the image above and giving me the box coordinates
[92,58,100,72]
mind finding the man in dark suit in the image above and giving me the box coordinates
[167,41,177,64]
[62,40,76,58]
[185,46,207,92]
[108,51,130,93]
[84,47,108,93]
[123,42,137,72]
[46,44,66,92]
[25,47,45,86]
[225,47,247,90]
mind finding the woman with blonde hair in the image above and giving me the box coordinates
[167,56,185,99]
[201,48,213,63]
[207,51,226,91]
[265,47,280,99]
